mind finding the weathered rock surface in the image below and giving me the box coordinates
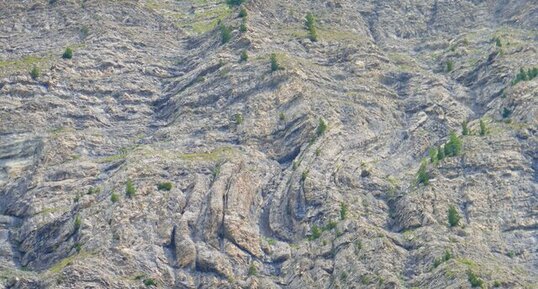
[0,0,536,288]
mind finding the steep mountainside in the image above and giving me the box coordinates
[0,0,537,288]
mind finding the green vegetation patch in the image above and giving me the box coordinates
[178,3,232,35]
[0,55,50,77]
[48,251,92,274]
[179,146,234,161]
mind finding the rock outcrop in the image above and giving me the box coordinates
[0,0,536,288]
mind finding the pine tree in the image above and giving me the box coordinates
[305,13,315,30]
[448,205,461,227]
[316,118,327,136]
[479,119,487,136]
[340,202,348,220]
[30,66,40,79]
[126,179,136,198]
[494,37,502,47]
[305,13,318,42]
[240,50,248,62]
[462,120,469,136]
[502,107,512,118]
[446,60,454,72]
[437,145,445,161]
[238,7,247,18]
[240,18,247,32]
[110,193,119,203]
[270,53,280,72]
[220,25,232,44]
[309,225,321,240]
[429,147,438,163]
[445,131,462,157]
[62,47,73,59]
[417,161,429,185]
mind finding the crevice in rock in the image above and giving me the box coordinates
[165,225,178,269]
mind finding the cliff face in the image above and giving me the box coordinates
[0,0,536,288]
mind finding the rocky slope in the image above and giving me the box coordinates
[0,0,537,288]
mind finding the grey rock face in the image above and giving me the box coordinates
[0,0,536,288]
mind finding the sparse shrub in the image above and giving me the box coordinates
[494,37,502,47]
[315,148,321,156]
[309,224,321,240]
[378,277,384,285]
[528,67,538,79]
[157,182,173,191]
[493,281,501,287]
[462,120,469,136]
[110,193,119,203]
[248,264,257,276]
[301,170,309,181]
[308,27,318,42]
[79,26,90,39]
[212,163,221,179]
[513,68,527,85]
[143,278,157,286]
[443,144,450,157]
[305,13,315,30]
[226,0,245,6]
[270,53,280,72]
[468,271,484,288]
[429,147,438,163]
[234,113,243,125]
[512,67,537,85]
[126,179,136,198]
[444,131,462,157]
[360,275,372,285]
[316,118,327,136]
[416,161,429,185]
[240,18,247,33]
[443,250,452,261]
[479,119,487,136]
[30,66,40,80]
[446,60,454,72]
[62,47,73,59]
[433,258,442,268]
[434,250,453,268]
[87,187,101,195]
[324,220,337,231]
[437,145,445,161]
[354,240,362,254]
[340,202,348,220]
[279,112,286,121]
[220,25,232,44]
[502,107,512,118]
[240,50,248,62]
[340,271,348,282]
[74,242,82,253]
[239,7,248,18]
[74,215,82,231]
[448,205,461,227]
[305,13,318,41]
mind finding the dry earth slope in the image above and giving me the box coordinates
[0,0,537,288]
